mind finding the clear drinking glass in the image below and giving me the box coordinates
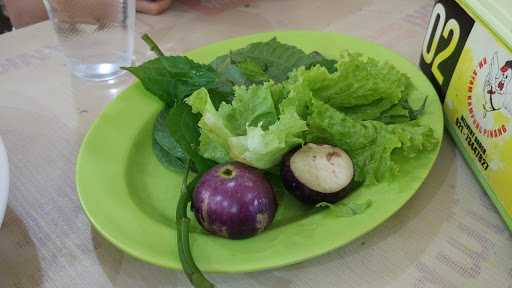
[43,0,135,81]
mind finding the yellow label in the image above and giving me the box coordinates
[444,23,512,215]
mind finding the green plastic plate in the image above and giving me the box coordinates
[76,31,443,272]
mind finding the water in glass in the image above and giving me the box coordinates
[44,0,135,81]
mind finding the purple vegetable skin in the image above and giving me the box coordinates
[281,143,356,205]
[192,162,276,239]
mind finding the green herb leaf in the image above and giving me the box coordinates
[152,106,189,171]
[123,56,217,105]
[213,38,336,83]
[237,60,270,83]
[210,55,245,99]
[210,54,247,87]
[152,137,187,171]
[167,101,217,173]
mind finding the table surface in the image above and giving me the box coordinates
[0,0,511,287]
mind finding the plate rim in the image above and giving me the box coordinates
[76,30,444,272]
[0,136,9,227]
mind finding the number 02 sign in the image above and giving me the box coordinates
[419,0,474,100]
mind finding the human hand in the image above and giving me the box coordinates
[47,0,173,26]
[136,0,173,15]
[4,0,173,29]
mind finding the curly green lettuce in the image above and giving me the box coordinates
[286,52,413,120]
[186,84,307,169]
[306,98,437,183]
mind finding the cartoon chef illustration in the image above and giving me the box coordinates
[483,53,512,118]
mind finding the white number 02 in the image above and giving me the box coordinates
[422,3,461,85]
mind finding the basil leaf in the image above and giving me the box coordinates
[152,106,188,171]
[167,102,217,173]
[237,60,270,83]
[152,137,187,171]
[124,56,217,105]
[224,37,336,82]
[210,54,248,87]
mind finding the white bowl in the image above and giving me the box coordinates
[0,136,8,227]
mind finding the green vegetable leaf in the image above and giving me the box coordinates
[226,84,278,134]
[186,88,234,150]
[167,101,217,173]
[186,86,307,169]
[124,56,217,105]
[287,52,411,120]
[389,120,438,158]
[316,200,373,217]
[307,98,381,151]
[376,95,428,124]
[374,102,411,124]
[152,138,187,171]
[279,78,313,118]
[210,54,247,94]
[237,60,270,83]
[307,51,337,73]
[228,109,307,169]
[307,98,436,183]
[401,95,428,120]
[153,106,188,170]
[198,132,230,164]
[212,38,336,83]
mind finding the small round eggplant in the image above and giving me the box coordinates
[192,162,276,239]
[281,143,355,204]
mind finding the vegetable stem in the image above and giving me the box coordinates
[142,33,165,57]
[176,161,215,288]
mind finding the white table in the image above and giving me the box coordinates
[0,1,511,287]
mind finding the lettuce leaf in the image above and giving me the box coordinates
[307,98,436,183]
[287,52,412,120]
[198,132,230,164]
[186,85,307,169]
[388,121,437,157]
[279,79,313,118]
[226,83,278,135]
[228,110,307,169]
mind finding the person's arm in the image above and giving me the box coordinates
[4,0,47,28]
[137,0,173,15]
[5,0,173,29]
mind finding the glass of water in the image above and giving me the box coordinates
[43,0,135,81]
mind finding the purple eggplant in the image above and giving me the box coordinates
[192,162,276,239]
[281,143,355,204]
